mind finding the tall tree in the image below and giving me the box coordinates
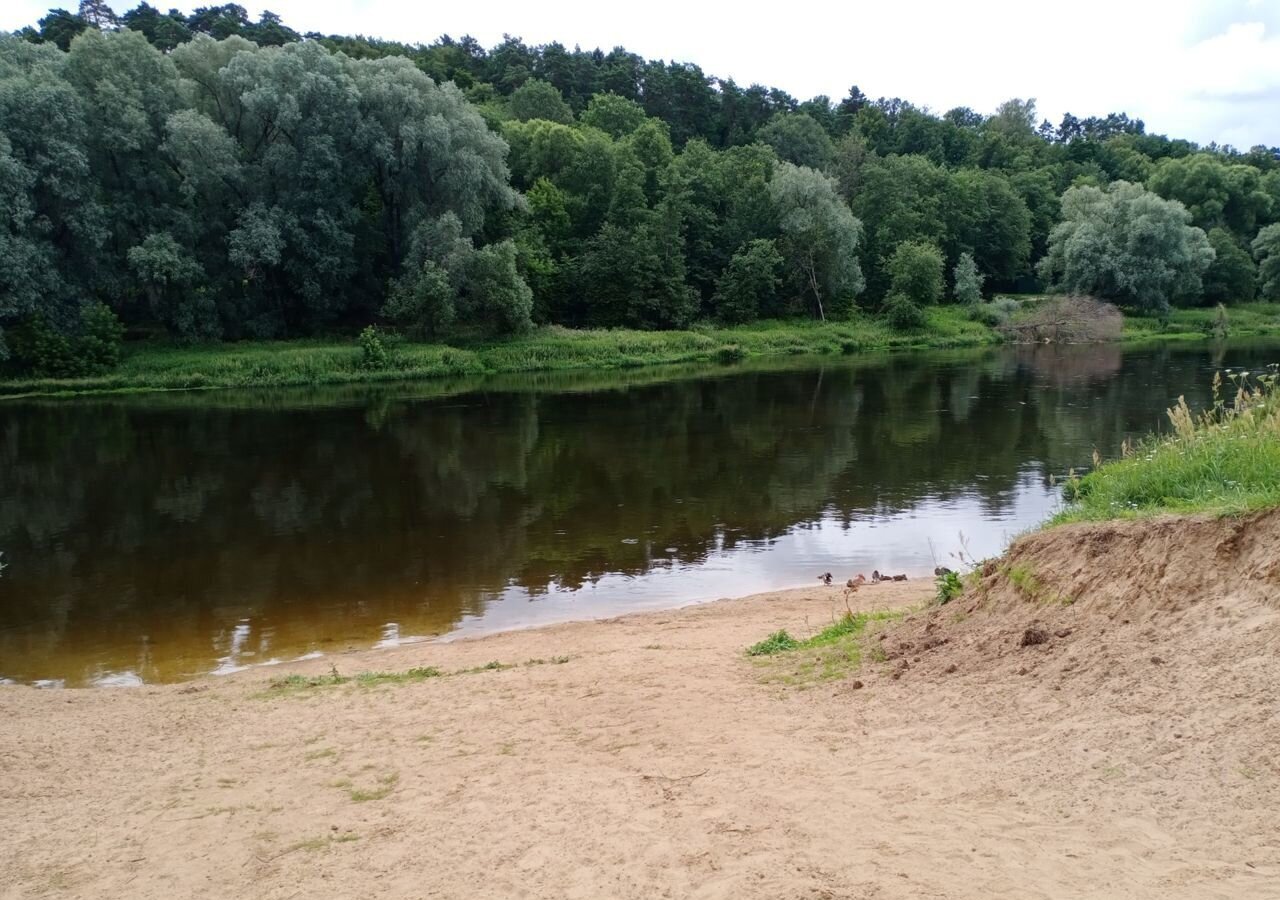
[769,162,864,319]
[1038,181,1215,314]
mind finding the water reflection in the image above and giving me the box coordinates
[0,339,1275,685]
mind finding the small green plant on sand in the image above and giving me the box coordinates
[746,630,801,656]
[747,609,906,686]
[935,570,964,605]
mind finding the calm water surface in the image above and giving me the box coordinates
[2,339,1276,686]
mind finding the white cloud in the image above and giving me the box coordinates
[5,0,1279,146]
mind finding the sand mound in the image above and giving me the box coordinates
[880,509,1280,683]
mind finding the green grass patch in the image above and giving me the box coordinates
[1052,367,1280,523]
[747,609,907,687]
[745,630,801,656]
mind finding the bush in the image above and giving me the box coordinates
[887,240,944,306]
[953,252,985,305]
[78,302,125,371]
[711,239,782,324]
[9,302,125,377]
[883,292,926,330]
[358,326,390,370]
[715,343,747,364]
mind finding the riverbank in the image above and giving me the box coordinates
[4,529,1278,900]
[4,303,1278,399]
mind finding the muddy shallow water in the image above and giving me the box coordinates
[1,338,1275,686]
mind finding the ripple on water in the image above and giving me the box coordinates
[91,671,144,688]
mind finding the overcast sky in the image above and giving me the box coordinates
[7,0,1280,148]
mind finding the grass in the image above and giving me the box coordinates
[747,609,907,686]
[1121,303,1280,342]
[1053,367,1280,523]
[287,832,361,853]
[4,304,1276,400]
[260,656,569,698]
[0,310,999,399]
[346,772,399,802]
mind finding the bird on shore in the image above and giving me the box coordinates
[818,572,833,586]
[934,566,954,577]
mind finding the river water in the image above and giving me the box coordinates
[1,338,1275,686]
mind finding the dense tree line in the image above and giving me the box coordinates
[4,3,1280,372]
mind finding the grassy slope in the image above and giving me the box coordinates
[2,303,1279,400]
[1052,372,1280,523]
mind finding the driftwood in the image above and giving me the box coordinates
[999,296,1122,344]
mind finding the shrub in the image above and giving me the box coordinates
[716,343,747,364]
[883,292,926,330]
[77,302,125,372]
[9,303,125,377]
[887,240,944,306]
[953,252,985,305]
[358,326,390,370]
[935,571,964,605]
[711,239,782,324]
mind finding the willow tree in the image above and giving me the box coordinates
[769,162,864,319]
[1038,181,1215,314]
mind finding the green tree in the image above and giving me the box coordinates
[1038,181,1215,314]
[769,163,864,320]
[580,92,647,137]
[710,239,782,324]
[508,78,572,123]
[1148,154,1273,236]
[1201,228,1256,305]
[757,113,835,171]
[953,251,984,304]
[887,240,944,305]
[1253,223,1280,301]
[0,37,102,355]
[33,9,89,50]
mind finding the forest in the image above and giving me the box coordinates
[4,2,1280,377]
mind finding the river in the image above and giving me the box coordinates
[1,338,1276,686]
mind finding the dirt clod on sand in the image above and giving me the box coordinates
[1019,625,1049,646]
[2,512,1279,899]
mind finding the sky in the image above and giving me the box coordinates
[7,0,1280,148]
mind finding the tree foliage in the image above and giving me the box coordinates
[5,7,1280,372]
[769,163,864,319]
[887,241,944,306]
[1038,181,1215,314]
[953,252,984,304]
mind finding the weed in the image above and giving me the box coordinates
[347,772,399,803]
[934,570,964,605]
[746,630,801,656]
[288,832,360,853]
[304,747,338,762]
[747,610,907,686]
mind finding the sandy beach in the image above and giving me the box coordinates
[3,526,1279,899]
